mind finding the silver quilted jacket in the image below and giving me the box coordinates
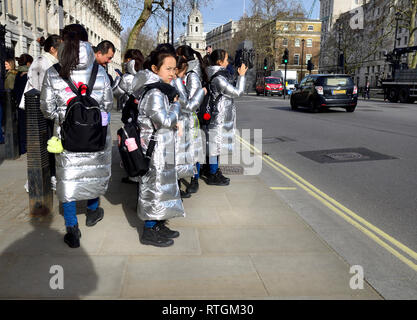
[40,41,113,203]
[173,77,204,179]
[206,65,246,157]
[112,59,137,108]
[136,70,184,221]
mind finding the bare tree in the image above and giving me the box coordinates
[119,0,212,50]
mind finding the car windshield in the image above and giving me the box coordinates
[323,77,353,87]
[266,78,281,84]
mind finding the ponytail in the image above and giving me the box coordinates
[176,45,208,84]
[59,24,88,79]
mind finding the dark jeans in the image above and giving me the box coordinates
[17,108,26,155]
[46,119,56,176]
[0,102,4,143]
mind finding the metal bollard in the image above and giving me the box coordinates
[25,89,53,216]
[2,90,19,159]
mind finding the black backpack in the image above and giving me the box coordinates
[117,82,178,177]
[54,62,106,152]
[196,69,230,126]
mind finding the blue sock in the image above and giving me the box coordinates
[195,162,200,179]
[145,220,157,228]
[87,198,99,211]
[209,156,218,174]
[63,201,78,227]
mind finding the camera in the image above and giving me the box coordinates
[235,48,254,69]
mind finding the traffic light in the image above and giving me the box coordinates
[263,58,267,70]
[282,48,289,65]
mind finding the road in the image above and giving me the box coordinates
[234,94,417,299]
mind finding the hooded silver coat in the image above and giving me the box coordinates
[206,65,246,157]
[173,77,204,179]
[136,70,184,221]
[112,59,137,107]
[40,41,113,203]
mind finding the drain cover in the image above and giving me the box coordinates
[219,165,244,175]
[263,136,295,144]
[298,148,397,164]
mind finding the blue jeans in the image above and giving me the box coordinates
[0,103,4,143]
[62,198,99,227]
[209,156,218,174]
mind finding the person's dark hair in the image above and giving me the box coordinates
[155,43,176,55]
[205,45,212,50]
[96,40,115,55]
[144,46,176,72]
[209,49,227,66]
[176,45,208,83]
[39,34,61,53]
[124,49,144,72]
[176,56,188,73]
[59,24,89,79]
[16,54,33,66]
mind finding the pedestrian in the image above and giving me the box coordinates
[14,53,33,155]
[3,58,18,144]
[204,49,247,185]
[0,70,4,144]
[203,45,212,67]
[365,81,370,100]
[40,24,113,248]
[94,40,115,86]
[136,47,183,247]
[113,49,145,184]
[175,45,208,195]
[18,34,61,192]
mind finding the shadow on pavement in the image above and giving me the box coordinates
[0,214,98,299]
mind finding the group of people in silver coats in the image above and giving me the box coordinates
[39,24,247,248]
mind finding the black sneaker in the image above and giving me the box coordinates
[156,220,180,238]
[200,164,210,178]
[217,169,230,182]
[178,180,191,198]
[140,225,174,247]
[207,170,230,186]
[86,207,104,227]
[64,224,81,248]
[186,177,199,194]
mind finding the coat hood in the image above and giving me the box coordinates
[206,65,225,78]
[126,59,137,75]
[187,59,202,78]
[58,41,95,71]
[132,69,161,97]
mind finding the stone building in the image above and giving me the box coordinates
[157,26,168,45]
[0,0,122,76]
[205,20,240,51]
[176,1,206,55]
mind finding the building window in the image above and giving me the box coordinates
[308,25,314,31]
[196,17,199,23]
[306,54,312,64]
[295,39,300,47]
[196,26,198,32]
[296,24,302,31]
[404,36,408,45]
[283,24,289,31]
[283,38,288,46]
[307,39,313,47]
[294,54,300,65]
[196,43,199,49]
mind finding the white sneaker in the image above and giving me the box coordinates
[51,176,57,191]
[24,180,29,193]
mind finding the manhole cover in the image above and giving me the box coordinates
[263,136,295,144]
[325,152,369,161]
[219,165,244,175]
[298,148,397,164]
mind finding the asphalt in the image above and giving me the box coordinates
[0,110,382,299]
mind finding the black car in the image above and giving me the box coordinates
[290,74,358,112]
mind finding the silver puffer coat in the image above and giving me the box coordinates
[136,70,184,221]
[112,59,137,107]
[40,41,113,203]
[173,77,204,179]
[184,59,206,163]
[206,66,246,157]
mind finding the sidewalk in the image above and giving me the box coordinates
[0,112,382,299]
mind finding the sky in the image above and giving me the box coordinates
[120,0,320,37]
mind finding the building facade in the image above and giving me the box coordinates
[274,18,322,82]
[205,20,240,51]
[0,0,122,76]
[176,2,205,55]
[157,26,168,45]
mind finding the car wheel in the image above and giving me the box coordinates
[290,97,298,110]
[399,87,412,103]
[388,88,399,103]
[256,91,260,96]
[346,106,356,112]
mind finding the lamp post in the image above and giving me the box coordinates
[166,5,171,43]
[171,0,175,46]
[394,12,402,51]
[300,39,305,81]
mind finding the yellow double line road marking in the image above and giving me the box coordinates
[237,135,417,272]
